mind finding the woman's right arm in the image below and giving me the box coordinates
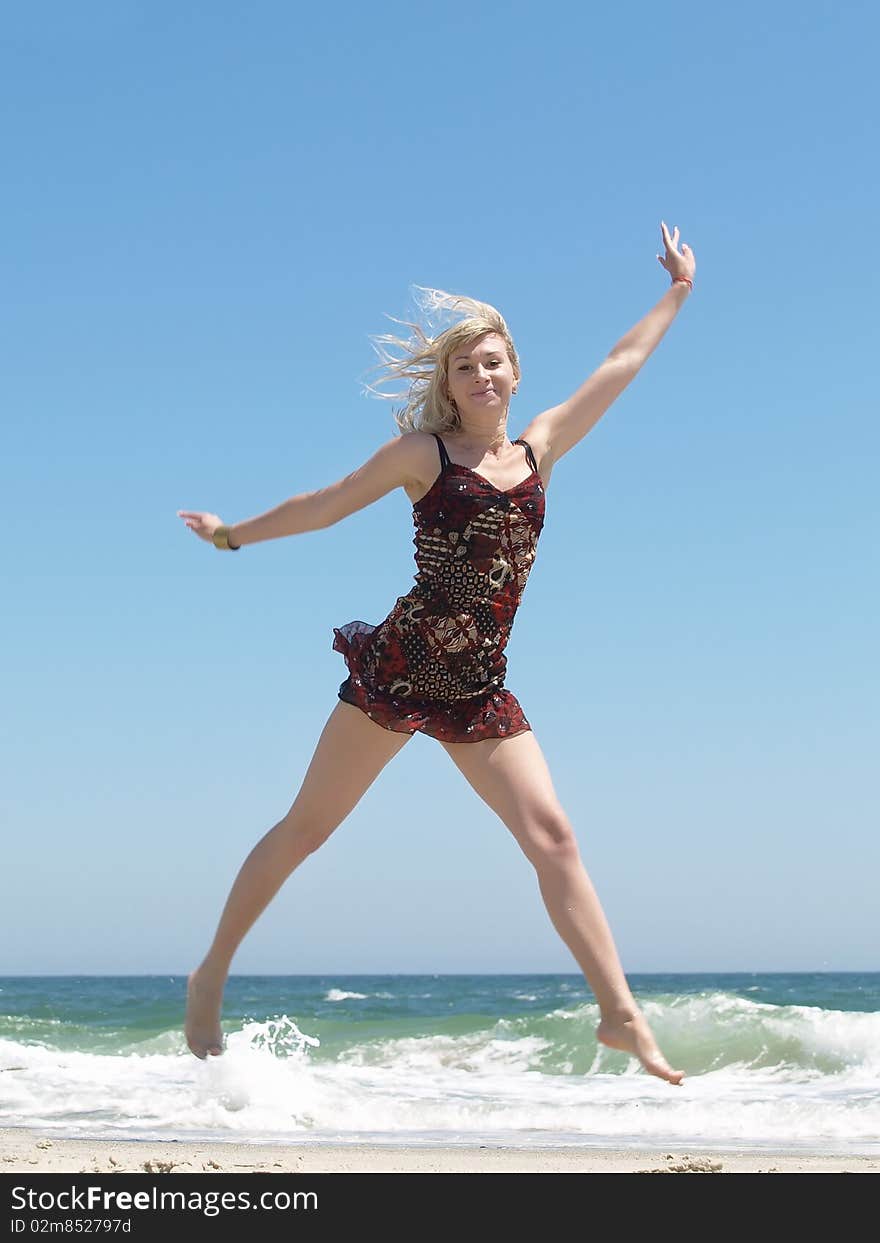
[177,433,424,548]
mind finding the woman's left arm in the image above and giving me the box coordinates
[522,222,697,467]
[609,222,696,364]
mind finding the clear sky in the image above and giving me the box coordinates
[2,1,876,975]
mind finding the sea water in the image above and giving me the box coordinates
[1,973,877,1153]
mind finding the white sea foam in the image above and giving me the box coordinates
[2,998,879,1151]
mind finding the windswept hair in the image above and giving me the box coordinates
[361,285,521,435]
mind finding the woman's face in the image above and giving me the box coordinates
[445,333,518,419]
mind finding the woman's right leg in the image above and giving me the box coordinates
[185,700,412,1058]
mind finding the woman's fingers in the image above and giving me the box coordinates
[660,220,681,252]
[178,510,206,534]
[657,220,696,281]
[177,510,223,542]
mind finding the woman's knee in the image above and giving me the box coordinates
[276,804,341,858]
[517,810,580,868]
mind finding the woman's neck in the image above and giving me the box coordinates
[449,421,510,456]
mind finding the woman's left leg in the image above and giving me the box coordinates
[438,727,684,1084]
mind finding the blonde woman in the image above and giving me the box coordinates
[178,221,696,1084]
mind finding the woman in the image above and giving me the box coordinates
[178,221,696,1084]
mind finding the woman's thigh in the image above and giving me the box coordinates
[283,700,412,839]
[437,728,575,863]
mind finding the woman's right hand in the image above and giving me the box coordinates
[177,510,224,544]
[657,221,696,284]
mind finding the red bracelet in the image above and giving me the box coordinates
[672,276,693,290]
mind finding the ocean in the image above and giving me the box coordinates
[1,973,877,1154]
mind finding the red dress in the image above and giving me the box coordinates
[333,433,545,743]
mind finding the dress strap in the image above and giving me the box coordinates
[432,433,452,470]
[513,437,538,475]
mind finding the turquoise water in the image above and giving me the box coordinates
[1,973,878,1151]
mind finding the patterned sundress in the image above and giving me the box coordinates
[332,433,545,743]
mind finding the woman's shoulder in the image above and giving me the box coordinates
[398,429,444,469]
[396,430,445,504]
[400,428,439,444]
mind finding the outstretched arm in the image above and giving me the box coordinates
[610,221,695,364]
[521,222,697,468]
[177,433,421,549]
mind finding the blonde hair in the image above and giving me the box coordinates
[361,285,521,435]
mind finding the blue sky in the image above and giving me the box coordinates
[2,1,876,975]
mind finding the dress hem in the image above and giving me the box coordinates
[337,688,533,744]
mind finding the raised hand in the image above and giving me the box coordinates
[177,510,224,544]
[657,220,696,284]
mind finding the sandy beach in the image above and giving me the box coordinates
[2,1129,877,1174]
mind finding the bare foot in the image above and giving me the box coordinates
[185,969,226,1060]
[597,1010,684,1085]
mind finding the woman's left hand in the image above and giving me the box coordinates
[657,221,696,284]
